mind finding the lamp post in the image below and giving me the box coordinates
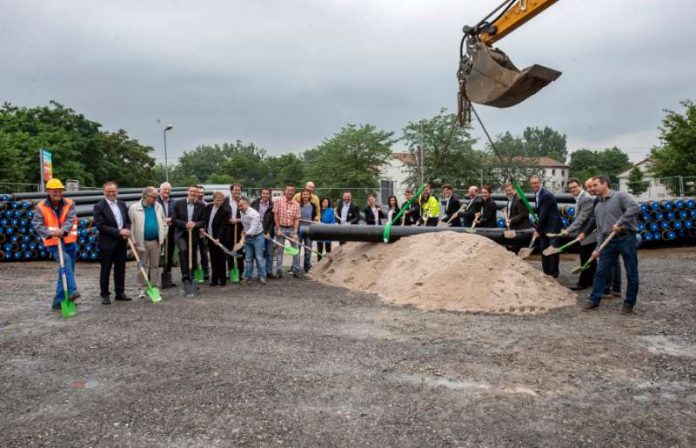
[163,124,173,182]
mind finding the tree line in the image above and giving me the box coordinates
[2,100,695,195]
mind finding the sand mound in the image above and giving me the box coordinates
[311,231,577,314]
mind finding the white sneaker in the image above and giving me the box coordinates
[138,290,146,299]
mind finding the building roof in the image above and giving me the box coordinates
[617,158,653,178]
[511,156,569,168]
[391,152,416,165]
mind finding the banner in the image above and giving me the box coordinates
[40,149,52,192]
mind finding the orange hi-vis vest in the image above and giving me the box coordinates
[37,198,78,247]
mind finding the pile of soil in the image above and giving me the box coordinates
[311,231,576,314]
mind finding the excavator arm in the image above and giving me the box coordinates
[478,0,558,46]
[458,0,561,122]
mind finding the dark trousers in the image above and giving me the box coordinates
[578,242,597,288]
[317,241,332,261]
[604,259,622,293]
[177,237,199,282]
[539,234,560,277]
[425,217,438,227]
[208,243,227,285]
[99,240,127,298]
[163,226,176,272]
[590,234,639,306]
[197,237,209,275]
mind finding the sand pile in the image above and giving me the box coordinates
[311,231,576,314]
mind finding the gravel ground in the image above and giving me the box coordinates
[1,248,695,447]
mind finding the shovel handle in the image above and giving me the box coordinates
[284,235,322,256]
[128,238,154,287]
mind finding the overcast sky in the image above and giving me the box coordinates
[2,0,695,164]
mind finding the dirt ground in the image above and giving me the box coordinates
[1,247,695,447]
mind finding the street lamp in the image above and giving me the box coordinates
[163,124,174,182]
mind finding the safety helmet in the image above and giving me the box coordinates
[45,178,65,190]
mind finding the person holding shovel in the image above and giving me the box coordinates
[251,188,275,279]
[204,191,232,287]
[503,182,530,254]
[273,184,302,278]
[530,176,562,279]
[128,186,167,299]
[227,183,245,277]
[32,178,80,312]
[560,178,597,291]
[440,185,462,227]
[475,185,498,228]
[582,176,641,314]
[157,182,176,287]
[418,184,440,226]
[401,189,420,226]
[93,182,131,304]
[172,185,206,292]
[461,186,483,228]
[239,197,267,285]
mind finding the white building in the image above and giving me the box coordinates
[617,158,669,201]
[510,157,569,192]
[378,152,414,204]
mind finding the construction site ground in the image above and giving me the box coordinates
[1,247,695,447]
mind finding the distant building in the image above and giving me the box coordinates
[617,158,670,201]
[378,152,415,204]
[508,156,570,193]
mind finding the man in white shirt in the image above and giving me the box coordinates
[239,197,266,285]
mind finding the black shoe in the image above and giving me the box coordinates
[115,295,132,301]
[101,296,111,305]
[204,275,210,281]
[69,291,81,301]
[611,291,622,298]
[570,285,587,291]
[621,304,634,315]
[51,304,61,310]
[582,300,599,310]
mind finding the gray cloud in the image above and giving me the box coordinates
[2,0,695,164]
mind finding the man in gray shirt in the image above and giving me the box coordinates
[561,178,597,291]
[583,176,641,314]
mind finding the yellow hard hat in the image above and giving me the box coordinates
[46,178,65,190]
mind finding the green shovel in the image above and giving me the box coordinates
[193,231,205,283]
[56,240,77,318]
[128,239,162,303]
[229,223,240,283]
[265,235,299,256]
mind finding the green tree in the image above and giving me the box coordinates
[521,126,568,162]
[402,109,481,189]
[262,153,305,188]
[569,147,631,186]
[627,166,648,195]
[304,124,395,204]
[0,101,156,187]
[651,100,696,177]
[177,144,227,183]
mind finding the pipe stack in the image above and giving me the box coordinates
[0,188,199,262]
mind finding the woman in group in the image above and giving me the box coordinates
[316,197,334,261]
[476,185,499,228]
[386,195,400,226]
[203,191,231,286]
[418,184,440,226]
[298,189,317,272]
[364,194,385,226]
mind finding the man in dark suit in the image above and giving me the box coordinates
[401,188,421,226]
[336,191,360,245]
[461,185,483,228]
[561,178,597,290]
[93,181,132,304]
[503,182,531,230]
[172,185,207,288]
[530,175,562,278]
[203,191,231,286]
[440,184,462,227]
[157,181,176,286]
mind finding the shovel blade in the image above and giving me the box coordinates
[462,44,561,108]
[571,266,585,275]
[517,248,533,259]
[503,230,516,239]
[284,246,299,256]
[184,279,197,296]
[230,267,240,283]
[61,297,77,318]
[542,246,560,256]
[146,286,162,303]
[194,268,205,283]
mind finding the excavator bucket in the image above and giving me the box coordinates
[461,43,561,108]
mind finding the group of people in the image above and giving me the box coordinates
[34,174,641,315]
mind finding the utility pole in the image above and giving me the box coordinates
[419,121,424,185]
[163,125,173,182]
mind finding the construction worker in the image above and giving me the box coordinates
[31,178,80,311]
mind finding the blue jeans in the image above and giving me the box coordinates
[301,236,312,272]
[47,243,78,308]
[589,234,639,306]
[264,233,274,275]
[243,234,266,280]
[604,259,621,293]
[274,227,300,275]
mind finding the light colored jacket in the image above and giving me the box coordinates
[564,190,597,246]
[128,200,166,251]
